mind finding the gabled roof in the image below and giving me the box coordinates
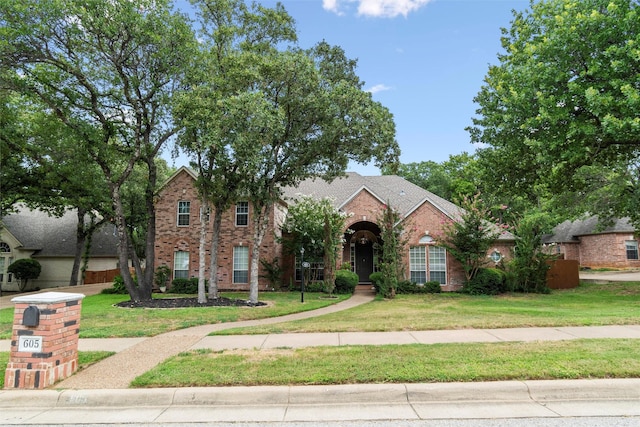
[282,172,464,221]
[544,216,636,243]
[1,206,119,257]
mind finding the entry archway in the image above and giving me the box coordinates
[346,222,381,283]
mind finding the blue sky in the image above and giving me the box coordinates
[170,0,530,175]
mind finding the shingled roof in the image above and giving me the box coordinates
[282,172,464,221]
[543,216,636,243]
[1,207,118,257]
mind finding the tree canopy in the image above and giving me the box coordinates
[469,0,640,227]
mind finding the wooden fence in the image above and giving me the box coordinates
[84,268,121,285]
[546,259,580,289]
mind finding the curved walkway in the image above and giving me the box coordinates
[54,290,376,389]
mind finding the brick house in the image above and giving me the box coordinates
[543,216,640,269]
[154,167,514,292]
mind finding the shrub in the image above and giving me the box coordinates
[423,281,442,293]
[334,270,358,294]
[369,272,383,293]
[303,281,325,293]
[101,275,129,294]
[154,265,171,289]
[463,268,506,295]
[395,280,442,294]
[8,258,41,291]
[170,278,199,294]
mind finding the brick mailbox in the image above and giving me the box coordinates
[4,292,85,389]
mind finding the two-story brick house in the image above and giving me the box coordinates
[154,167,514,292]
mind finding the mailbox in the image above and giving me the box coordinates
[22,305,40,327]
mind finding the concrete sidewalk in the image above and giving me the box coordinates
[1,379,639,424]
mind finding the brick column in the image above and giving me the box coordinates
[4,292,85,389]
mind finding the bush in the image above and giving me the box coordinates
[170,278,199,294]
[369,272,383,292]
[335,270,358,294]
[395,280,442,294]
[423,281,442,294]
[8,258,41,291]
[101,275,129,294]
[463,268,506,295]
[302,281,325,293]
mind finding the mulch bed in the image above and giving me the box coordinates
[115,297,266,309]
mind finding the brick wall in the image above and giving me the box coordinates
[5,293,83,389]
[154,169,279,291]
[578,234,640,269]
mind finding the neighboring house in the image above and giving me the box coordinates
[0,207,119,291]
[543,216,640,269]
[155,167,514,292]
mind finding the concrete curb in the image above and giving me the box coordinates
[1,379,639,424]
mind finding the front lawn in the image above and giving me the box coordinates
[215,282,640,335]
[0,292,350,339]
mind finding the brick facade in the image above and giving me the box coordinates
[564,234,640,269]
[154,169,514,293]
[154,168,280,291]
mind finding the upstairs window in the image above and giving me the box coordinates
[236,202,249,226]
[177,201,190,226]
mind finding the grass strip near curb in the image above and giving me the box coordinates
[131,339,640,387]
[0,351,113,387]
[0,292,350,339]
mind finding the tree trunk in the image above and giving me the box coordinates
[70,208,87,286]
[208,207,223,300]
[197,196,209,303]
[249,203,270,304]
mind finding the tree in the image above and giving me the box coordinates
[507,211,555,294]
[240,43,399,304]
[436,195,508,283]
[375,203,407,299]
[176,0,399,304]
[0,0,196,301]
[281,196,350,293]
[174,0,297,302]
[8,258,41,292]
[469,0,640,227]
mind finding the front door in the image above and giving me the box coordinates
[355,242,374,283]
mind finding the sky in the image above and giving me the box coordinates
[169,0,531,175]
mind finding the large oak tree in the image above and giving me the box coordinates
[469,0,640,226]
[0,0,196,301]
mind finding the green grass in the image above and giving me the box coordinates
[131,339,640,387]
[0,292,350,339]
[214,282,640,334]
[0,351,113,387]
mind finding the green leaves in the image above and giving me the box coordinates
[470,0,640,227]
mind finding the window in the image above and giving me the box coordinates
[626,240,639,260]
[236,202,249,226]
[429,246,447,284]
[173,251,189,279]
[295,258,324,282]
[489,250,503,263]
[233,246,249,283]
[0,242,10,252]
[177,201,190,226]
[409,246,427,284]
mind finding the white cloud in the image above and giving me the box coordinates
[323,0,433,18]
[367,84,392,94]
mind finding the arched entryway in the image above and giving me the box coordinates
[346,222,381,283]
